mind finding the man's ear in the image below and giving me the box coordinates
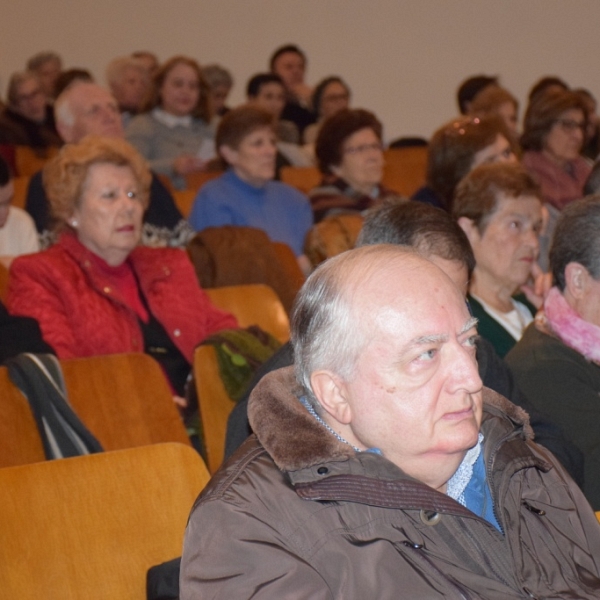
[457,216,479,245]
[564,262,589,299]
[219,145,237,166]
[310,370,352,425]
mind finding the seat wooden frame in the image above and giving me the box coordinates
[62,352,191,450]
[14,145,59,177]
[0,352,190,468]
[196,284,289,473]
[194,344,235,473]
[205,284,290,344]
[382,146,428,197]
[0,443,209,599]
[279,147,427,199]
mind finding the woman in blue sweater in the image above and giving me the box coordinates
[189,105,313,271]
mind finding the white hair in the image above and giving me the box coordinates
[105,56,148,89]
[53,79,97,128]
[291,245,417,408]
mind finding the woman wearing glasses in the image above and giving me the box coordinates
[521,90,591,211]
[309,109,402,223]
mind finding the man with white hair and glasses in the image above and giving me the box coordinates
[25,81,189,248]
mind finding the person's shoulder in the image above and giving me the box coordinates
[191,117,214,134]
[194,436,288,510]
[10,241,68,275]
[411,186,445,209]
[125,112,158,134]
[200,172,229,192]
[521,150,540,164]
[481,386,533,439]
[509,323,584,365]
[268,180,310,203]
[193,173,231,203]
[8,205,36,226]
[574,155,593,176]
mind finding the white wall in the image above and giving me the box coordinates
[1,0,598,141]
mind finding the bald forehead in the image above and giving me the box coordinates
[69,84,116,109]
[342,250,465,317]
[342,248,451,293]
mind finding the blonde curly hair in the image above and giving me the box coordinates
[43,136,151,230]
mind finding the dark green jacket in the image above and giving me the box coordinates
[468,294,536,358]
[506,323,600,509]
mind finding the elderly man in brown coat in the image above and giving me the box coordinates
[181,245,600,599]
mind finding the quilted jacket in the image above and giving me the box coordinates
[181,367,600,599]
[7,233,237,361]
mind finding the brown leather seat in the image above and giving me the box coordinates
[187,225,304,314]
[304,213,364,268]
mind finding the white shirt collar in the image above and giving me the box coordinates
[152,107,193,129]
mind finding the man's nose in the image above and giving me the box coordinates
[450,343,483,394]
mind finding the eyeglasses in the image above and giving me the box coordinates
[344,142,383,155]
[555,118,585,133]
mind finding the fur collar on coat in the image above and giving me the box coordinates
[248,366,533,473]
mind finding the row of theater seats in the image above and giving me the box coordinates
[0,283,289,469]
[5,144,429,217]
[0,283,289,598]
[169,146,429,216]
[0,144,427,597]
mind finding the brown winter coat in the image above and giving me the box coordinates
[181,367,600,599]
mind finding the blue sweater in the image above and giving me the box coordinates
[188,170,313,256]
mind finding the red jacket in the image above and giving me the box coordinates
[7,233,237,361]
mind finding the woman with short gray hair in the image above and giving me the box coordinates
[506,195,600,509]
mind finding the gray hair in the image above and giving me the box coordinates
[53,79,93,128]
[550,195,600,290]
[202,64,233,89]
[26,51,62,72]
[357,200,476,277]
[291,244,416,408]
[105,56,148,88]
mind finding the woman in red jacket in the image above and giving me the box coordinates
[8,136,237,396]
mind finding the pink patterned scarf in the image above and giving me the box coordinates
[541,286,600,363]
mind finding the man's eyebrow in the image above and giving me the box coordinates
[460,317,478,335]
[407,317,478,347]
[409,333,448,346]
